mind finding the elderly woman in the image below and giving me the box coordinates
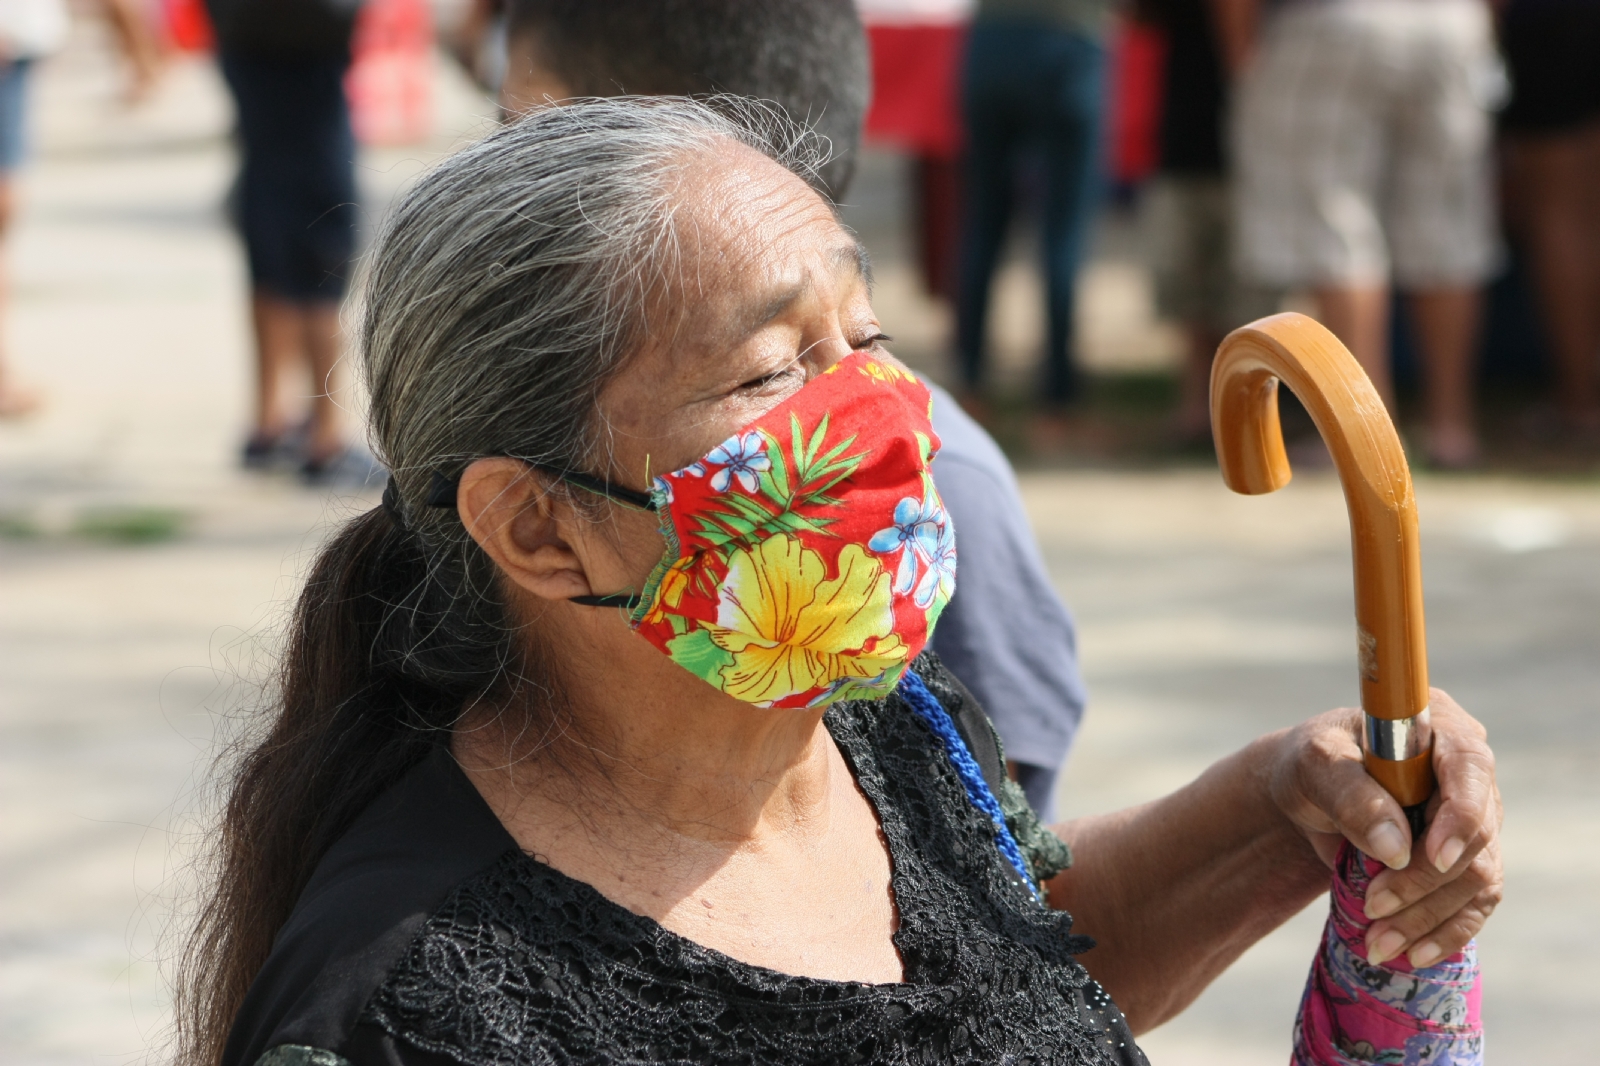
[180,99,1501,1066]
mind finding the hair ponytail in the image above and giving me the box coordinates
[176,504,511,1066]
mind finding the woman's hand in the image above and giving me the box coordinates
[1049,688,1500,1032]
[1268,688,1503,968]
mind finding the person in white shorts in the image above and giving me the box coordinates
[1231,0,1501,468]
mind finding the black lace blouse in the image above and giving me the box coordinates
[223,656,1148,1066]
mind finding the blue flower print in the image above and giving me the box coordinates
[705,433,770,493]
[868,494,945,597]
[911,515,956,610]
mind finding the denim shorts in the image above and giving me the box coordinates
[0,59,35,173]
[1500,0,1600,135]
[219,52,358,301]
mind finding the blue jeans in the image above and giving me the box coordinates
[957,22,1108,405]
[0,59,34,173]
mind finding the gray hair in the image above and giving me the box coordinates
[354,95,829,690]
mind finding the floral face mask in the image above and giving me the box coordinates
[579,352,955,709]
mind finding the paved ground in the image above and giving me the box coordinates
[2,29,1597,1066]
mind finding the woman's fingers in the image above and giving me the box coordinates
[1363,698,1501,918]
[1272,689,1505,967]
[1364,841,1503,966]
[1417,689,1501,877]
[1274,709,1414,869]
[1275,692,1502,883]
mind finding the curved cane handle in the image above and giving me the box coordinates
[1211,313,1434,807]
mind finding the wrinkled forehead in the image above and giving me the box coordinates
[653,142,866,350]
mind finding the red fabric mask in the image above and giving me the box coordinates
[624,352,954,708]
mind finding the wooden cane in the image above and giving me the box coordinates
[1211,312,1434,813]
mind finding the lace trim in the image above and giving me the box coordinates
[896,669,1039,895]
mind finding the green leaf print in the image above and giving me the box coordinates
[666,628,735,683]
[804,414,831,469]
[758,429,791,504]
[691,410,866,569]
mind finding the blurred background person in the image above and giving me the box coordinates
[857,0,970,303]
[100,0,167,102]
[920,372,1087,816]
[499,0,867,200]
[499,0,1088,816]
[206,0,375,484]
[1498,0,1600,444]
[1231,0,1501,469]
[441,0,507,97]
[0,0,172,420]
[1139,0,1280,445]
[0,0,66,418]
[955,0,1115,443]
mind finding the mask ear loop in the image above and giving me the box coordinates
[422,464,657,611]
[568,592,646,609]
[534,467,656,609]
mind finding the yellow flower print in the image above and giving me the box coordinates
[707,535,908,705]
[857,360,916,386]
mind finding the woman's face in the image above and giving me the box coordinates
[461,140,906,625]
[583,141,905,588]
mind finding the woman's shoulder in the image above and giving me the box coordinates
[223,748,519,1066]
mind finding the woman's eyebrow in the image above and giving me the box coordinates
[835,240,873,293]
[741,278,810,339]
[728,240,875,346]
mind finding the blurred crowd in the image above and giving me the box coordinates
[860,0,1600,470]
[0,0,1596,476]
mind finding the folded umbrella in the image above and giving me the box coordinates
[1210,313,1482,1066]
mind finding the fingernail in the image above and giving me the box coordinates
[1368,821,1410,870]
[1365,889,1403,920]
[1367,929,1407,965]
[1434,837,1466,874]
[1409,941,1443,968]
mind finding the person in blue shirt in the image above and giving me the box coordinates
[926,381,1086,816]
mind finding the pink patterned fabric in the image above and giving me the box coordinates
[1292,842,1482,1066]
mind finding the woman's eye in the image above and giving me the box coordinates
[737,365,801,391]
[852,332,893,351]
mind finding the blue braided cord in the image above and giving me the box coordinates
[897,670,1040,899]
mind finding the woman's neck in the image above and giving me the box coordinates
[450,606,903,984]
[453,639,839,855]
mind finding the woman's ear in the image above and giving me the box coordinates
[458,458,594,602]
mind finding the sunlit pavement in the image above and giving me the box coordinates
[2,30,1596,1066]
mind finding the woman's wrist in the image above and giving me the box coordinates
[1206,728,1333,885]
